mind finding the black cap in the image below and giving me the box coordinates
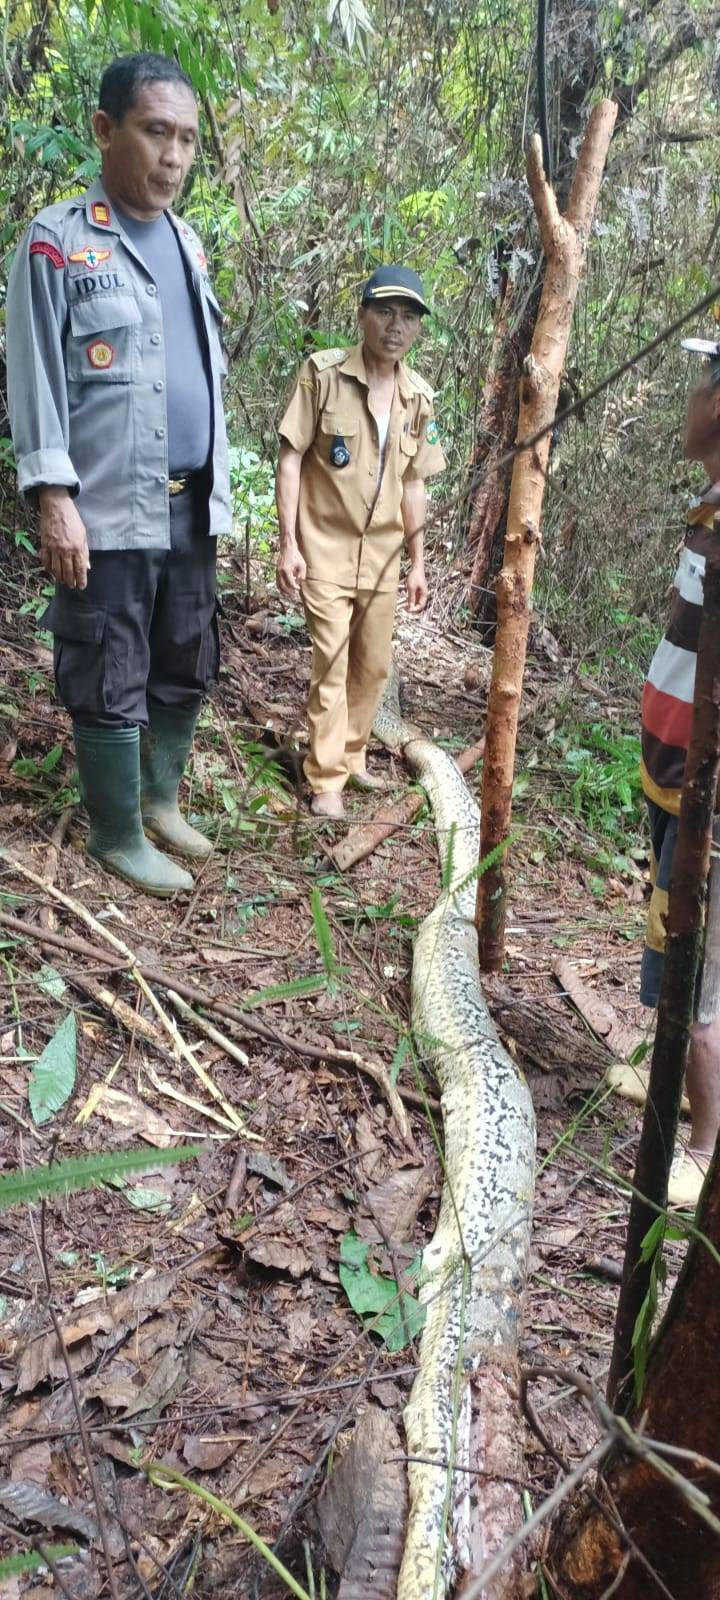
[360,264,431,316]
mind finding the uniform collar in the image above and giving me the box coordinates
[340,341,415,402]
[82,178,204,280]
[83,177,120,233]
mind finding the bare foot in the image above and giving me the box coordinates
[310,791,345,820]
[346,769,390,793]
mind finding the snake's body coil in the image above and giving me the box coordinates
[374,675,536,1598]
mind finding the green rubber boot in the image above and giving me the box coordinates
[140,702,212,862]
[74,724,194,897]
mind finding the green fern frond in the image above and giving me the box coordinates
[310,886,338,980]
[241,974,325,1008]
[0,1144,201,1211]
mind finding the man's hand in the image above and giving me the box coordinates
[406,561,428,613]
[276,541,307,600]
[38,487,90,590]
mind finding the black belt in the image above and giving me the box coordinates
[168,472,199,497]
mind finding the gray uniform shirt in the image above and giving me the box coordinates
[6,179,231,551]
[115,206,211,473]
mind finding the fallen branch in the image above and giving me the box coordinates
[477,101,618,969]
[333,737,485,872]
[552,958,636,1060]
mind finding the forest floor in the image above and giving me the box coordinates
[0,536,680,1600]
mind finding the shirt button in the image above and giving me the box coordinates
[147,284,157,296]
[155,428,165,439]
[150,333,161,345]
[156,474,167,485]
[154,380,164,392]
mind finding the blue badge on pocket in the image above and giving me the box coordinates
[330,436,350,468]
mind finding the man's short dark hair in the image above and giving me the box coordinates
[98,54,195,122]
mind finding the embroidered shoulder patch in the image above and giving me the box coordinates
[29,240,65,269]
[426,419,440,445]
[68,247,111,270]
[87,338,114,371]
[91,201,111,227]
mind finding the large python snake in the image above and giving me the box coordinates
[373,669,536,1598]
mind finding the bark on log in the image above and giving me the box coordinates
[608,552,720,1406]
[476,101,617,972]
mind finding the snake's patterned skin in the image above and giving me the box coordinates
[373,673,536,1598]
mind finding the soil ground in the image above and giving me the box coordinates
[0,541,671,1598]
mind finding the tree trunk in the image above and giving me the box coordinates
[476,101,617,972]
[555,1134,720,1598]
[466,271,539,636]
[608,552,720,1407]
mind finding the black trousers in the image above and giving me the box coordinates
[42,481,219,728]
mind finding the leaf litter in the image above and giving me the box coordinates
[0,589,659,1596]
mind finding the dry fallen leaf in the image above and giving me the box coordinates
[76,1085,176,1147]
[316,1408,407,1597]
[245,1235,312,1279]
[363,1165,434,1244]
[9,1441,52,1484]
[305,1204,348,1231]
[122,1345,185,1418]
[183,1435,236,1470]
[17,1270,178,1392]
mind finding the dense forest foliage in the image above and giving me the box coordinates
[2,0,720,665]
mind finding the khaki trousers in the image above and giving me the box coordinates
[301,578,397,792]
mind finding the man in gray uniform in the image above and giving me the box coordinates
[7,52,232,895]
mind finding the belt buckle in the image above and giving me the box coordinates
[168,475,188,497]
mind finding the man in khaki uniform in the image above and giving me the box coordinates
[275,265,446,818]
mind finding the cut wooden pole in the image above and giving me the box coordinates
[476,100,617,972]
[333,737,485,873]
[608,551,720,1408]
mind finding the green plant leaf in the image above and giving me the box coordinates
[0,1145,201,1211]
[338,1229,426,1351]
[28,1011,77,1125]
[33,964,67,1001]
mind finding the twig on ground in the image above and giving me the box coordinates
[0,857,248,1135]
[28,1538,79,1600]
[37,806,74,932]
[33,1199,122,1600]
[166,988,250,1067]
[224,1147,247,1211]
[0,908,414,1133]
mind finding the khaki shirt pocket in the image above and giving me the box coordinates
[318,413,359,438]
[66,295,141,384]
[399,431,418,474]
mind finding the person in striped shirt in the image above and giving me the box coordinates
[611,340,720,1208]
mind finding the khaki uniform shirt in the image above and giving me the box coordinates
[278,343,446,591]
